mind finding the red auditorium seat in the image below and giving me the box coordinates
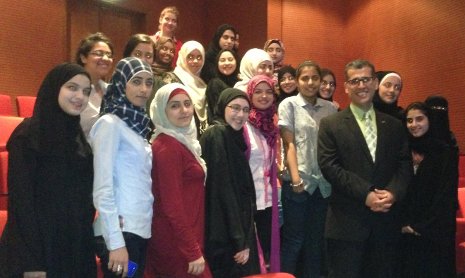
[0,116,24,195]
[243,273,295,278]
[0,210,7,235]
[15,96,36,118]
[459,155,465,188]
[0,94,13,116]
[457,188,465,274]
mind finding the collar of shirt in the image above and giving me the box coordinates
[350,103,375,121]
[296,94,324,109]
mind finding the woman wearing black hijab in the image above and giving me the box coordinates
[0,63,96,277]
[205,49,240,124]
[200,88,260,277]
[201,24,237,84]
[400,96,459,277]
[373,70,404,120]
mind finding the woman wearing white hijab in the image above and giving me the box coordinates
[145,83,212,277]
[172,40,208,136]
[234,48,273,92]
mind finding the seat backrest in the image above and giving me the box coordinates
[0,116,24,149]
[460,155,465,179]
[458,188,465,218]
[0,210,7,235]
[0,94,13,116]
[15,96,36,118]
[0,116,24,195]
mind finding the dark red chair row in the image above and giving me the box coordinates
[0,94,36,118]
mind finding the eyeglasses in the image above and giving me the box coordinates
[89,50,113,59]
[346,76,374,87]
[227,104,250,113]
[321,80,336,87]
[133,50,154,60]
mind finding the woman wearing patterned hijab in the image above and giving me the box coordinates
[91,57,154,277]
[0,63,95,277]
[145,83,212,277]
[244,75,280,273]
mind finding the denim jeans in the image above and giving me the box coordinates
[280,184,328,278]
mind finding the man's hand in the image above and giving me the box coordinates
[24,272,46,278]
[366,189,395,212]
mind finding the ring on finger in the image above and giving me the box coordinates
[116,265,123,272]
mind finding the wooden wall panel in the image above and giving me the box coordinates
[269,0,465,151]
[344,0,465,152]
[0,0,463,150]
[0,0,67,103]
[276,0,347,109]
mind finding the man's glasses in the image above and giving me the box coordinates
[227,104,250,113]
[346,76,374,87]
[89,50,113,59]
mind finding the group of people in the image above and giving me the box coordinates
[0,5,460,278]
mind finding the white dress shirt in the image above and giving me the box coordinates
[90,114,153,251]
[246,122,273,210]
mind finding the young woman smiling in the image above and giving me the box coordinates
[145,83,212,277]
[91,57,154,278]
[0,63,95,277]
[205,49,240,124]
[244,75,281,272]
[400,97,459,277]
[201,24,237,83]
[200,88,260,277]
[278,61,336,277]
[75,32,114,138]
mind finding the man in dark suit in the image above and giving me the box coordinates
[317,59,412,278]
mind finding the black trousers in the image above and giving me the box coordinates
[255,207,272,262]
[327,236,398,278]
[95,232,148,278]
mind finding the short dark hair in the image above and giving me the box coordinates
[344,59,375,80]
[75,32,114,66]
[123,34,155,58]
[296,60,321,80]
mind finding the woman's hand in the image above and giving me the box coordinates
[24,272,46,278]
[234,248,250,265]
[291,179,305,193]
[108,246,129,277]
[187,256,205,275]
[401,225,421,236]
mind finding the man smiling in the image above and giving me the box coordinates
[317,59,412,278]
